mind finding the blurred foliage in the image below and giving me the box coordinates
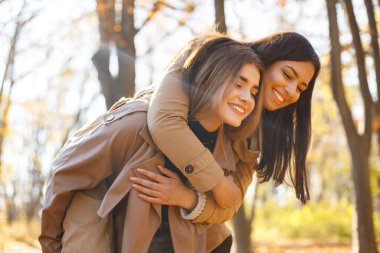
[0,215,40,249]
[253,197,380,241]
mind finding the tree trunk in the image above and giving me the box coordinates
[233,204,252,253]
[0,15,21,183]
[214,0,227,33]
[326,0,377,252]
[364,0,380,156]
[26,123,44,221]
[93,0,136,109]
[0,5,25,224]
[351,149,377,252]
[233,181,258,253]
[4,180,18,224]
[117,0,136,98]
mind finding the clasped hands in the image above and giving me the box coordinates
[130,165,241,211]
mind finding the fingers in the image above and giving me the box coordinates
[132,183,161,198]
[130,176,161,191]
[137,193,163,205]
[157,165,179,179]
[136,168,167,183]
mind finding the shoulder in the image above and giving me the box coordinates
[103,100,148,130]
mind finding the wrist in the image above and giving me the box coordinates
[180,189,198,211]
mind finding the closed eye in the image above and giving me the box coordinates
[250,86,259,98]
[297,83,308,92]
[283,71,292,80]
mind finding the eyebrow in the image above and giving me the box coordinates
[239,75,248,83]
[284,65,308,88]
[239,75,259,91]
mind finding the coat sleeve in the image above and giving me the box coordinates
[39,111,145,253]
[191,137,260,224]
[192,159,257,224]
[147,38,225,193]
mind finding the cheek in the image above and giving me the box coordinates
[263,70,283,88]
[291,94,301,104]
[228,87,239,97]
[249,99,256,114]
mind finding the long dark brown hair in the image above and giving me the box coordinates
[248,32,320,203]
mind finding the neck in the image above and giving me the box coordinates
[195,110,221,132]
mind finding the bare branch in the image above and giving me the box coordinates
[325,0,359,147]
[138,1,163,29]
[140,14,194,56]
[364,0,380,107]
[15,50,52,82]
[136,1,195,34]
[59,76,100,148]
[343,0,373,146]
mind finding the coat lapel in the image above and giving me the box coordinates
[97,152,163,218]
[212,130,237,173]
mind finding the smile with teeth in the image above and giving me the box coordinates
[272,89,284,103]
[230,103,246,115]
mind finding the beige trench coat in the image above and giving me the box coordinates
[39,100,260,253]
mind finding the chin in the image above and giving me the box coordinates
[226,120,242,127]
[264,102,277,111]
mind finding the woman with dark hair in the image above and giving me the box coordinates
[39,35,264,253]
[134,32,320,252]
[250,33,320,203]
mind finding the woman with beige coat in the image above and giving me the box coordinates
[134,32,320,252]
[39,35,264,253]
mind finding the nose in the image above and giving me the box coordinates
[284,82,299,100]
[239,88,251,103]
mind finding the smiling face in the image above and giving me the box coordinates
[262,60,315,111]
[195,63,261,131]
[220,63,261,127]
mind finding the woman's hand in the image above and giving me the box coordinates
[211,176,241,208]
[130,165,197,211]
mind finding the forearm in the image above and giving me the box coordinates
[191,161,257,224]
[148,67,224,192]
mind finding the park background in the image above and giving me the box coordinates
[0,0,380,252]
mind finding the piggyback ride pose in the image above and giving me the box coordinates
[39,35,264,253]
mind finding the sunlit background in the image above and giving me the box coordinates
[0,0,379,252]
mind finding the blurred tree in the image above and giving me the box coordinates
[214,0,226,33]
[325,0,377,252]
[0,0,37,224]
[233,182,258,253]
[25,106,45,221]
[92,0,195,108]
[364,0,380,154]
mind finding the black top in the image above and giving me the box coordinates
[161,119,218,221]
